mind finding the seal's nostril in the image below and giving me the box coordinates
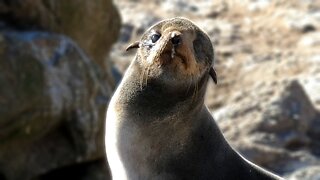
[171,35,181,45]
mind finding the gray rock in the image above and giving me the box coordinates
[286,166,320,180]
[302,75,320,111]
[0,0,121,87]
[161,0,198,13]
[248,0,271,12]
[258,80,316,136]
[216,79,320,175]
[0,0,121,64]
[36,160,111,180]
[119,23,135,43]
[298,32,320,47]
[285,11,319,33]
[196,19,238,45]
[0,31,112,180]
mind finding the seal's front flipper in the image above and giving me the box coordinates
[126,41,140,51]
[209,67,217,84]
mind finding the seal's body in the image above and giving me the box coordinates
[105,17,282,180]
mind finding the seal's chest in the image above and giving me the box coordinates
[118,116,191,160]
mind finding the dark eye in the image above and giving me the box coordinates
[151,33,161,43]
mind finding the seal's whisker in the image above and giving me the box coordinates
[140,66,147,90]
[191,76,197,102]
[186,75,193,95]
[171,46,176,59]
[144,66,151,86]
[195,80,199,101]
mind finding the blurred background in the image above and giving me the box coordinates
[0,0,319,180]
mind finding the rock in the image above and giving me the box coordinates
[121,12,160,37]
[298,32,320,47]
[302,75,320,111]
[215,79,320,174]
[285,10,319,33]
[37,160,111,180]
[201,1,228,18]
[257,80,316,136]
[119,23,135,43]
[111,66,123,86]
[248,0,271,12]
[196,19,238,45]
[0,0,121,70]
[286,166,320,180]
[161,0,198,13]
[0,1,121,179]
[0,30,112,180]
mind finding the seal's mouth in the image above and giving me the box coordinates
[159,49,186,66]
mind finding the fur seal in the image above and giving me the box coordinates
[105,17,283,180]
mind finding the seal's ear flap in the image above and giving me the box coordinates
[126,41,140,51]
[209,67,217,84]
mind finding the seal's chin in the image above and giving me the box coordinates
[147,55,205,88]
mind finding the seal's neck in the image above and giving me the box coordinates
[117,60,209,120]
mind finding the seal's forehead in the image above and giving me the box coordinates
[147,18,197,33]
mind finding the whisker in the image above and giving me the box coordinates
[140,67,146,90]
[186,76,192,95]
[190,76,199,103]
[144,66,151,87]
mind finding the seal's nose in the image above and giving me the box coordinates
[171,32,181,46]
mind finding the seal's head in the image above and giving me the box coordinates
[127,17,217,87]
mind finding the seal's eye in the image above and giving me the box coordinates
[151,33,161,43]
